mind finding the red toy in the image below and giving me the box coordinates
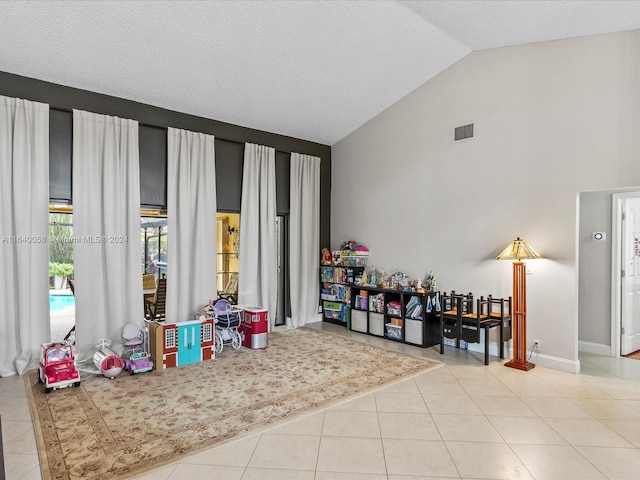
[38,342,80,393]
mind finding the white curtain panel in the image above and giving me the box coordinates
[0,96,50,376]
[238,143,277,329]
[289,153,321,328]
[166,128,217,323]
[73,110,143,359]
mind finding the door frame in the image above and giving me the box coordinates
[611,191,640,357]
[275,214,289,326]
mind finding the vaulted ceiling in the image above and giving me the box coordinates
[1,1,639,145]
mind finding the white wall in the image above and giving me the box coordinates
[331,29,640,372]
[578,190,613,351]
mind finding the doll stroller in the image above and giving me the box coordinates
[212,298,243,353]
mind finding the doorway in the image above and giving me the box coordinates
[216,213,239,302]
[612,192,640,356]
[211,212,288,323]
[275,215,288,326]
[48,206,75,343]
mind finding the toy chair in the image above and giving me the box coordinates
[122,322,144,359]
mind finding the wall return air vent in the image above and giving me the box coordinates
[454,123,474,141]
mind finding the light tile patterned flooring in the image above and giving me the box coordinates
[3,322,640,479]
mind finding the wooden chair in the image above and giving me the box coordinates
[142,273,157,304]
[459,297,504,365]
[218,272,238,304]
[488,296,513,359]
[145,277,167,321]
[439,292,473,353]
[460,298,489,344]
[446,291,474,313]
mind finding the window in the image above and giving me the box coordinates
[216,213,240,295]
[165,328,175,349]
[141,210,167,278]
[49,206,75,343]
[202,323,212,342]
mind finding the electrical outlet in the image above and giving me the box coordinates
[533,340,540,351]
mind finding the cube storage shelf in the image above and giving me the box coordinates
[320,264,366,327]
[349,286,440,348]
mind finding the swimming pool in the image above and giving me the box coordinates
[50,294,75,311]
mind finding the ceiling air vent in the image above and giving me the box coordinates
[454,123,474,141]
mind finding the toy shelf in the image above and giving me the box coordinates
[347,286,440,348]
[319,263,366,327]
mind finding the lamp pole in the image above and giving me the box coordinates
[496,237,540,372]
[505,260,534,370]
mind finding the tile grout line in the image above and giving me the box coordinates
[312,410,325,479]
[0,415,5,480]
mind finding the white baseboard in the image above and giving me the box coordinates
[466,343,581,373]
[284,315,322,326]
[529,351,581,373]
[306,314,322,324]
[578,341,611,356]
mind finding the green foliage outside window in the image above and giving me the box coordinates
[49,213,73,264]
[49,262,74,277]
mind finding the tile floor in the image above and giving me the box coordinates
[3,322,640,479]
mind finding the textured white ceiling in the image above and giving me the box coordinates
[1,1,639,145]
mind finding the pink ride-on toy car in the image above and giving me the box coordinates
[38,342,81,393]
[125,350,153,375]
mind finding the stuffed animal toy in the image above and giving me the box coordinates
[321,247,332,265]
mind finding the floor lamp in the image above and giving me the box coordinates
[496,237,541,371]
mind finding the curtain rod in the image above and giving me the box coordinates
[51,105,240,145]
[50,106,309,154]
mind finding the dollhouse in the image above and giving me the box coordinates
[148,317,215,370]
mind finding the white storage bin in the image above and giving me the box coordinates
[369,313,385,337]
[351,309,367,333]
[404,318,423,345]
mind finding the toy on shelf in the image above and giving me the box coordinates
[332,240,369,267]
[321,247,332,265]
[424,271,438,291]
[340,240,369,254]
[38,342,81,394]
[366,265,385,287]
[369,292,384,313]
[390,271,409,290]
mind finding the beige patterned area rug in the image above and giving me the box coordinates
[25,327,441,480]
